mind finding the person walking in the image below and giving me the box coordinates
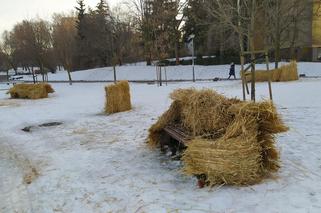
[228,62,236,80]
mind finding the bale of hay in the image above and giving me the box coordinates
[43,83,55,93]
[245,61,299,82]
[183,121,263,186]
[148,88,288,186]
[105,81,132,114]
[7,83,55,99]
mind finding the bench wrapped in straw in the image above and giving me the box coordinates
[148,88,288,186]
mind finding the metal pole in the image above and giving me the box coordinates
[159,66,162,86]
[192,39,195,82]
[113,66,117,84]
[165,66,168,86]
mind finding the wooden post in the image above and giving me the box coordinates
[240,53,246,101]
[164,66,168,86]
[250,54,256,102]
[250,0,256,102]
[265,51,273,100]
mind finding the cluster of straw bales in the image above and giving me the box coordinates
[245,61,299,82]
[105,81,132,114]
[148,89,288,186]
[7,83,55,99]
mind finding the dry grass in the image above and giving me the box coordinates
[7,83,55,99]
[245,61,299,82]
[23,167,39,185]
[105,81,132,114]
[148,88,288,186]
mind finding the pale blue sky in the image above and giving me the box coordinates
[0,0,119,35]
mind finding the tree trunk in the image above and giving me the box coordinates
[41,62,45,82]
[67,70,73,85]
[275,0,280,69]
[275,42,280,69]
[146,52,152,66]
[238,0,246,101]
[175,39,180,65]
[32,67,36,84]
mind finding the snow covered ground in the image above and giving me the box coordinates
[1,67,321,212]
[8,62,321,82]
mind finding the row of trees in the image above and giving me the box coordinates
[1,0,318,81]
[0,0,143,83]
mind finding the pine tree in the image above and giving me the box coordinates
[75,0,86,40]
[182,0,210,55]
[95,0,113,66]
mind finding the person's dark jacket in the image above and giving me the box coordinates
[229,64,235,75]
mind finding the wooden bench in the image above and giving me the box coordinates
[160,125,194,156]
[164,125,192,145]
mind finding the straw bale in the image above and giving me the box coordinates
[105,81,132,114]
[43,83,55,93]
[183,119,263,186]
[170,89,240,137]
[245,61,299,82]
[148,101,181,147]
[7,83,54,99]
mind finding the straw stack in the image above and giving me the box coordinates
[7,83,55,99]
[245,61,299,82]
[148,88,288,186]
[105,81,132,114]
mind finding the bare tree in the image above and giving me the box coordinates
[1,31,18,74]
[52,13,77,85]
[265,0,310,68]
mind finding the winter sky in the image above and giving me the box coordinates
[0,0,120,35]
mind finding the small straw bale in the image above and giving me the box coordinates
[245,61,299,82]
[148,88,288,186]
[7,83,55,99]
[105,81,132,114]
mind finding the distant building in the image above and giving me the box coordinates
[254,0,321,61]
[292,0,321,61]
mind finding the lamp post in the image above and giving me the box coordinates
[189,34,196,82]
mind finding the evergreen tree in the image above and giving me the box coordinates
[75,0,86,40]
[95,0,113,66]
[182,0,210,55]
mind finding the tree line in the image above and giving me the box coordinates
[0,0,318,81]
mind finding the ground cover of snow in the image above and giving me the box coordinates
[1,71,321,212]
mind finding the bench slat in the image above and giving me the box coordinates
[164,126,192,144]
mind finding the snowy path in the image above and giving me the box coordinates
[0,138,34,213]
[1,80,321,212]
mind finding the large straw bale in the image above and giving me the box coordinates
[183,119,263,186]
[148,88,288,186]
[170,89,240,137]
[7,83,54,99]
[245,61,298,82]
[105,81,132,114]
